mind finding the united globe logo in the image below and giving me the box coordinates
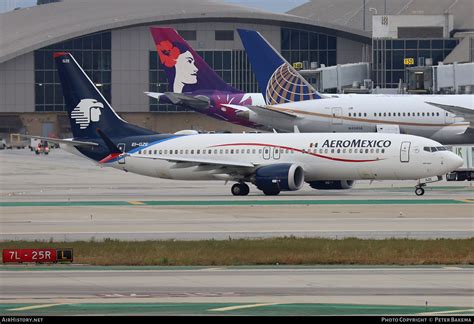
[265,63,319,105]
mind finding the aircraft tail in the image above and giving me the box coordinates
[149,27,241,94]
[237,29,321,104]
[54,52,155,139]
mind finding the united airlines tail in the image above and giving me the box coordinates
[237,29,321,104]
[54,52,155,139]
[149,27,241,93]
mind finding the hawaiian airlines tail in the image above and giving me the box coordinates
[237,29,321,104]
[149,27,241,94]
[54,52,155,139]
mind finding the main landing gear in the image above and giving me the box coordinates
[231,182,250,196]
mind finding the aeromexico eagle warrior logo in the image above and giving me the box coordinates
[71,99,103,129]
[265,63,319,105]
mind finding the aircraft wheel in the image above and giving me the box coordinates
[415,187,425,196]
[232,183,249,196]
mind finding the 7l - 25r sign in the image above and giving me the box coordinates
[2,248,73,263]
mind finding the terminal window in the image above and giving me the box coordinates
[281,28,337,68]
[34,31,112,112]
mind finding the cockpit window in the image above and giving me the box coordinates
[424,146,449,152]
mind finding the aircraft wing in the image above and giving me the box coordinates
[21,135,99,147]
[425,102,474,125]
[132,154,256,168]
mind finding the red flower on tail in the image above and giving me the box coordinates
[156,40,180,68]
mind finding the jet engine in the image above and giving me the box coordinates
[254,163,304,195]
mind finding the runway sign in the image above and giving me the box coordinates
[2,248,73,263]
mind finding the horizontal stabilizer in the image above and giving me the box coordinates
[21,134,98,147]
[248,105,299,118]
[145,91,210,110]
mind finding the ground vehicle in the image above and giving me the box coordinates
[7,133,27,149]
[35,141,50,155]
[0,138,6,149]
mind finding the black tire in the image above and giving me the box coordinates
[240,183,250,196]
[415,187,425,196]
[231,183,242,196]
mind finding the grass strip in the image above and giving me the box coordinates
[0,238,472,266]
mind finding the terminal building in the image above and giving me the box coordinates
[0,0,472,137]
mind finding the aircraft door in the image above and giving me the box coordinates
[263,146,271,160]
[331,107,343,125]
[273,147,280,160]
[117,143,126,164]
[400,141,411,163]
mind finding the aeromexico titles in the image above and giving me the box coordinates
[26,51,463,197]
[146,27,474,145]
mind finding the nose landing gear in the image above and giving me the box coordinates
[414,175,442,196]
[231,182,250,196]
[415,185,425,196]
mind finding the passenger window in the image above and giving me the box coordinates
[247,149,250,154]
[225,149,229,154]
[337,149,341,153]
[388,113,391,117]
[381,149,385,153]
[376,149,379,153]
[180,150,183,154]
[331,149,335,153]
[219,149,223,154]
[185,150,188,154]
[364,113,367,117]
[365,149,369,153]
[354,149,358,153]
[370,149,374,153]
[253,149,256,154]
[191,150,194,154]
[437,112,439,116]
[348,113,351,117]
[349,149,352,153]
[153,150,157,154]
[197,150,200,154]
[159,150,162,154]
[259,149,262,154]
[138,150,141,155]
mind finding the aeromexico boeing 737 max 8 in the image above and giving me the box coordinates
[146,27,473,145]
[27,52,463,196]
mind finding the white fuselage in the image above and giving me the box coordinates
[99,133,462,182]
[249,94,473,144]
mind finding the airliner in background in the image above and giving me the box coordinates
[25,52,462,197]
[146,27,474,145]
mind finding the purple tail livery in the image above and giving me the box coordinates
[147,27,266,129]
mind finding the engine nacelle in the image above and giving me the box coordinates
[309,180,354,190]
[255,163,304,192]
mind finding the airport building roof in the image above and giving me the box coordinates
[0,0,371,64]
[288,0,474,33]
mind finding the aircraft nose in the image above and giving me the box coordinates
[448,153,464,170]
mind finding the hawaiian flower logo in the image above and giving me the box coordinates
[156,40,181,68]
